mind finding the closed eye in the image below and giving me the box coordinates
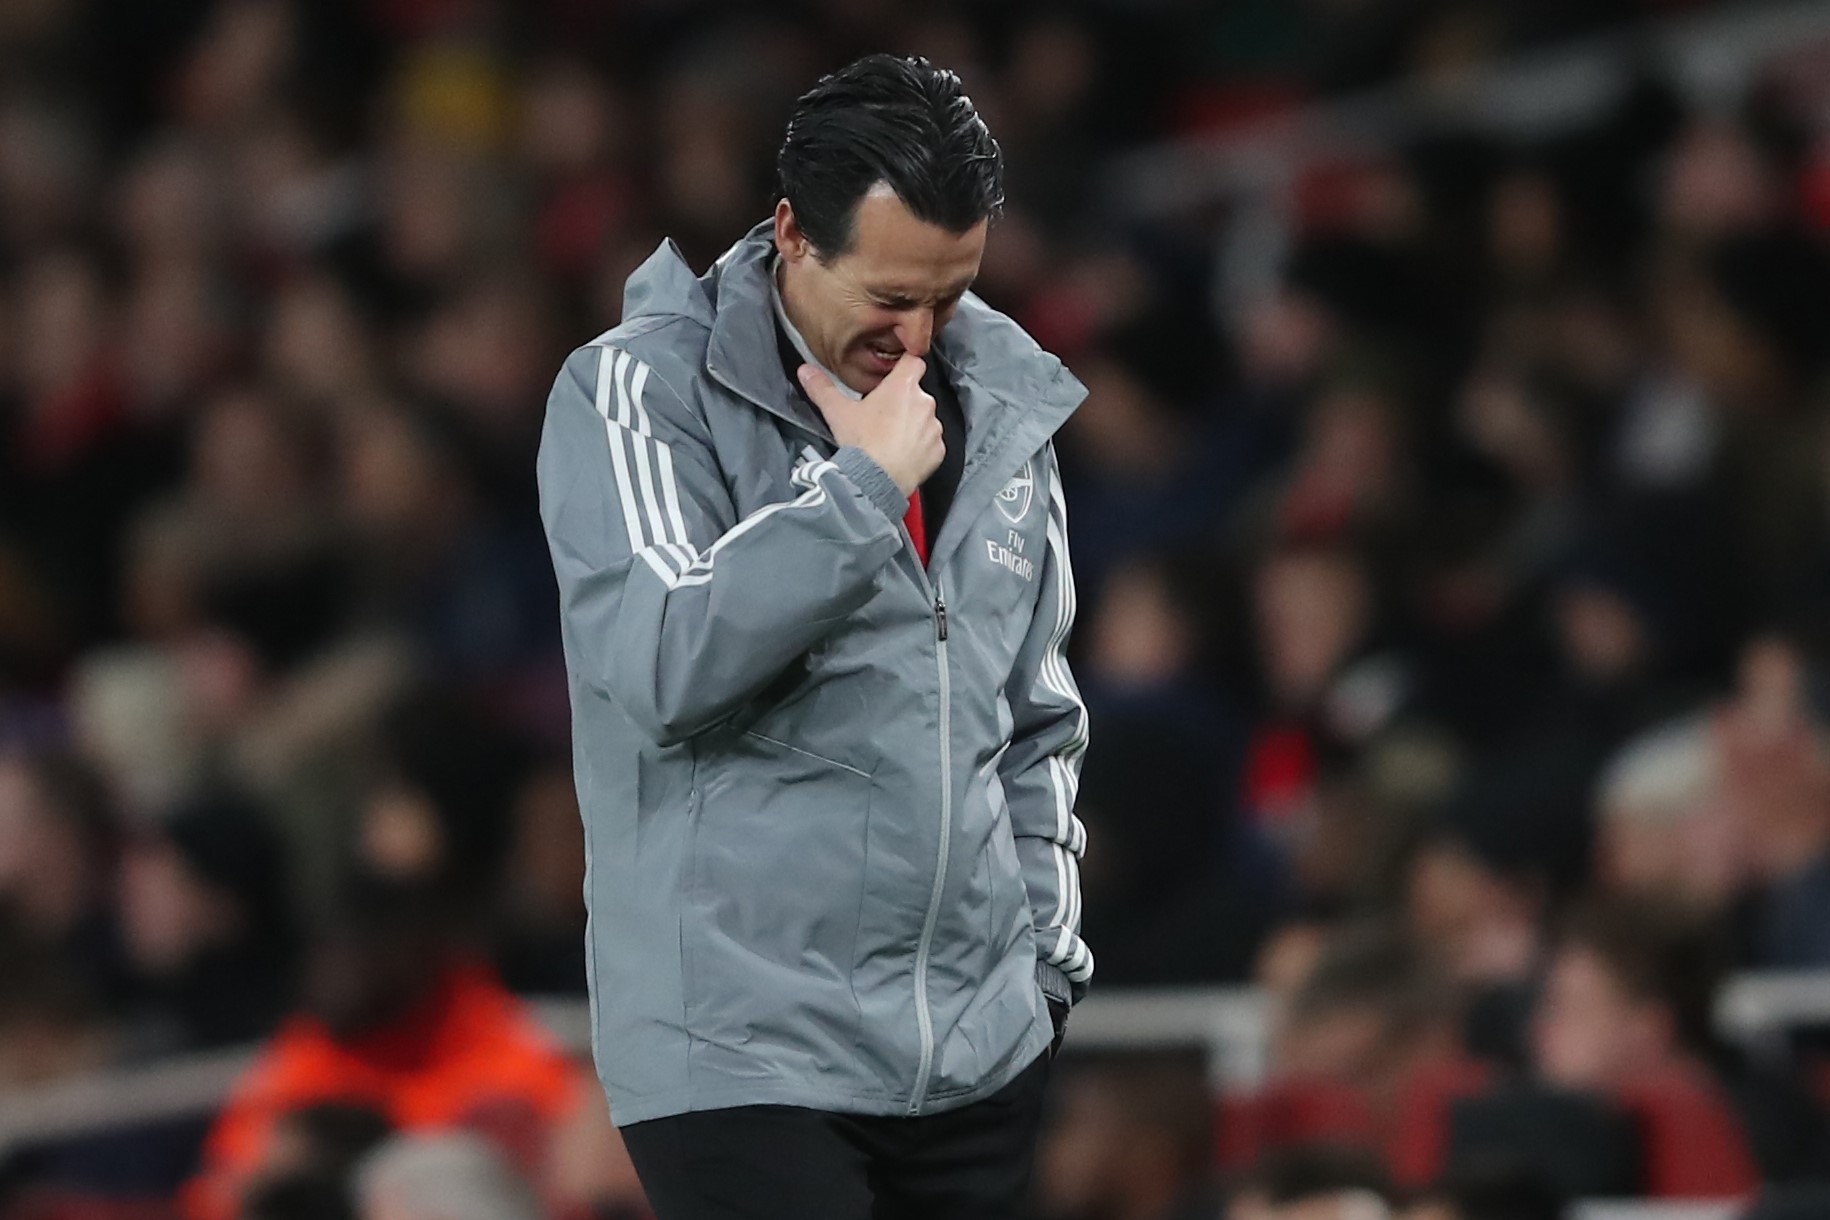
[872,287,970,312]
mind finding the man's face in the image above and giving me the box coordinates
[775,186,987,394]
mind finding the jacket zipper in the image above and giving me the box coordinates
[909,583,951,1114]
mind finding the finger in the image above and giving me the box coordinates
[797,364,851,416]
[889,352,926,383]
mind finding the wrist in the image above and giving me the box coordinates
[832,446,912,523]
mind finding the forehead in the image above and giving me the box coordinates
[833,186,987,291]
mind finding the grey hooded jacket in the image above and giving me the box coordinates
[537,222,1092,1126]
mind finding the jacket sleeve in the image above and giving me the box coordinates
[538,341,909,746]
[997,442,1093,1006]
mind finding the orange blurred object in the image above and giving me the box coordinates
[180,961,583,1220]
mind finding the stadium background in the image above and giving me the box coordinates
[6,0,1830,1217]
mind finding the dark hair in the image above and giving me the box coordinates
[1286,920,1457,1043]
[777,54,1003,258]
[1418,1159,1567,1220]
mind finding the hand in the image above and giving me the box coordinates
[1047,997,1069,1058]
[798,354,944,497]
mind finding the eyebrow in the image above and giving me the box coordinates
[871,279,974,307]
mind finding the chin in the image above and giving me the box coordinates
[847,367,889,393]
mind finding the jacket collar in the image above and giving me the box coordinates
[623,222,1088,569]
[687,222,1085,436]
[692,222,833,442]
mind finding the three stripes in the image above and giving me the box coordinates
[1036,448,1093,985]
[592,345,835,591]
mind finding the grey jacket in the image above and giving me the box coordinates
[537,222,1092,1126]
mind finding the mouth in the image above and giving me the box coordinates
[860,341,903,374]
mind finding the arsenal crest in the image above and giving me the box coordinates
[996,460,1035,525]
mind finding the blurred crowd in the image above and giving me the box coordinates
[7,0,1830,1217]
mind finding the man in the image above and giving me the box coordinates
[1530,895,1758,1197]
[538,54,1092,1216]
[180,874,584,1220]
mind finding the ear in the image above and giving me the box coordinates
[774,200,810,264]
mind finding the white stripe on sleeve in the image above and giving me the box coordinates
[595,349,650,557]
[656,442,691,547]
[1032,453,1090,951]
[628,359,653,437]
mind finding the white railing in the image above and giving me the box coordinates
[4,971,1828,1158]
[1046,985,1269,1089]
[1567,1204,1744,1220]
[0,1047,252,1152]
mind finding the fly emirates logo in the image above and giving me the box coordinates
[985,529,1036,582]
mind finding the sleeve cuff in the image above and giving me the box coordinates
[832,446,910,526]
[1036,961,1073,1008]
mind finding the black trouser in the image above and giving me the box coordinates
[620,1053,1051,1219]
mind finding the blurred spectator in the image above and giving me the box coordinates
[1426,529,1698,908]
[0,914,111,1090]
[0,908,212,1207]
[0,749,124,1003]
[1075,556,1266,984]
[180,875,584,1220]
[1266,378,1417,553]
[1057,316,1237,609]
[1249,545,1384,747]
[1239,542,1418,912]
[1037,1054,1222,1220]
[1592,714,1738,911]
[336,401,555,682]
[494,759,587,996]
[1404,830,1545,1068]
[117,791,298,1056]
[1530,894,1760,1196]
[345,689,531,948]
[1274,925,1464,1113]
[124,386,344,662]
[1224,924,1489,1190]
[1714,636,1830,968]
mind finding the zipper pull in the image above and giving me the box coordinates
[934,596,949,641]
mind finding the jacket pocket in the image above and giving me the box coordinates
[682,733,874,1071]
[740,731,870,779]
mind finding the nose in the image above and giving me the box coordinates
[895,308,934,358]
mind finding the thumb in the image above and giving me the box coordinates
[890,351,926,383]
